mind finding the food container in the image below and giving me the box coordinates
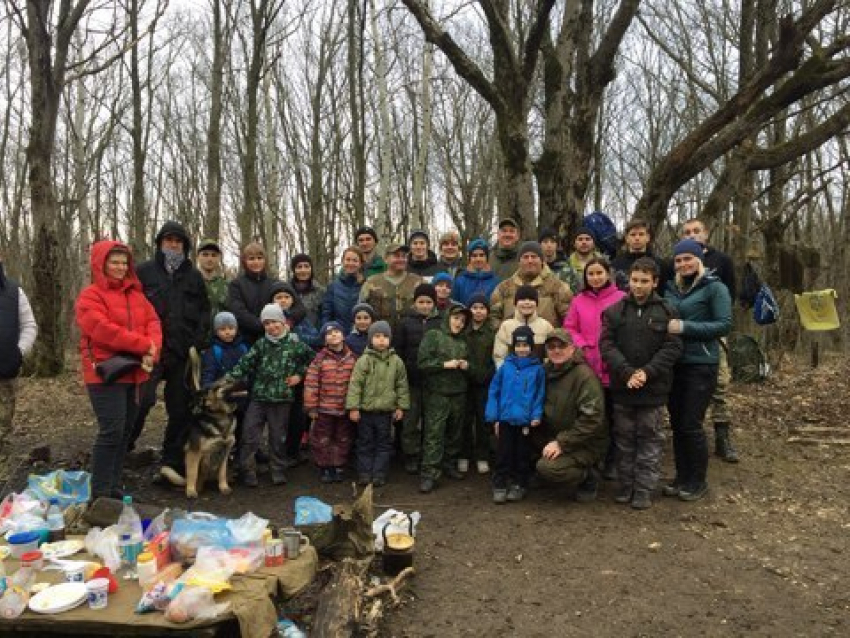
[20,551,44,571]
[264,539,284,567]
[7,532,40,559]
[64,565,86,583]
[86,578,109,610]
[381,519,415,576]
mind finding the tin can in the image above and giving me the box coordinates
[265,538,284,567]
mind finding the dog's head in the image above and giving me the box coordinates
[196,377,244,415]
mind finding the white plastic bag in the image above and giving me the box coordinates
[164,586,229,623]
[84,526,121,573]
[226,512,268,545]
[179,546,239,593]
[372,509,420,552]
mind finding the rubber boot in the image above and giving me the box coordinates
[714,423,739,463]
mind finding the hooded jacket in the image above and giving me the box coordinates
[493,309,553,367]
[345,346,410,412]
[466,319,496,386]
[0,262,36,379]
[291,277,326,329]
[417,311,469,396]
[136,221,210,363]
[304,344,358,415]
[485,353,545,426]
[226,332,314,403]
[393,306,442,385]
[611,249,670,294]
[452,268,498,307]
[201,335,249,389]
[321,272,363,333]
[76,240,162,385]
[540,351,607,465]
[664,269,732,365]
[563,283,626,386]
[600,292,683,405]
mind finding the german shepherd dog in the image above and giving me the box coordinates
[161,349,243,499]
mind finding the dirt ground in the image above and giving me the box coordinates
[5,354,850,636]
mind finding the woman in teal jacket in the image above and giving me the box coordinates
[663,239,732,502]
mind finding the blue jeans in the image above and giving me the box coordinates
[88,384,138,498]
[667,364,718,489]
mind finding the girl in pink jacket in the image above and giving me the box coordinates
[563,257,625,386]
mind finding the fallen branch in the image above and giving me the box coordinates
[365,566,416,604]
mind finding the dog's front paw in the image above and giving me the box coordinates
[219,483,232,496]
[186,488,198,499]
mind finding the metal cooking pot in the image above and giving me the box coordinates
[381,517,414,575]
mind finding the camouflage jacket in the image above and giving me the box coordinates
[204,274,229,321]
[227,334,314,403]
[359,272,422,333]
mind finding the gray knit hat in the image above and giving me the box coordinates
[368,320,392,342]
[260,304,285,324]
[213,311,237,331]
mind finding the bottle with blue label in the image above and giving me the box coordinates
[117,495,144,577]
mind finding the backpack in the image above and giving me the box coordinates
[739,262,761,308]
[582,211,619,260]
[753,284,780,325]
[727,333,769,383]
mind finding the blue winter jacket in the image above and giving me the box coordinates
[452,269,499,307]
[321,273,363,334]
[345,329,369,356]
[485,353,546,426]
[664,272,732,365]
[201,336,249,388]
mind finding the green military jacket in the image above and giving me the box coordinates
[205,274,229,321]
[465,321,496,386]
[359,271,422,333]
[417,317,469,396]
[227,335,314,403]
[345,347,411,412]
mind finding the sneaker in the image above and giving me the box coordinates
[271,471,287,486]
[506,485,526,502]
[419,477,436,493]
[443,466,465,480]
[457,459,469,473]
[333,467,345,482]
[631,489,652,510]
[373,476,386,487]
[477,460,490,474]
[492,488,508,504]
[678,482,708,502]
[357,474,371,486]
[404,457,419,475]
[614,484,633,504]
[319,468,334,484]
[242,471,259,488]
[575,469,598,503]
[662,481,682,498]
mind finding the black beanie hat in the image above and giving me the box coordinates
[467,293,490,310]
[290,253,312,271]
[512,325,535,347]
[355,226,379,242]
[514,285,539,304]
[413,282,437,304]
[538,227,558,243]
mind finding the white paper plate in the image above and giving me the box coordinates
[40,539,85,559]
[28,582,88,614]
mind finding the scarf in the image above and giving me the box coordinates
[163,248,185,274]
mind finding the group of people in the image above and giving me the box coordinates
[69,214,736,509]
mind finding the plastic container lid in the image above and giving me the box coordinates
[86,578,110,591]
[8,531,41,545]
[20,551,43,562]
[137,552,154,563]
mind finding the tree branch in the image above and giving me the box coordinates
[520,0,557,84]
[589,0,641,91]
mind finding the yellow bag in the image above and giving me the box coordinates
[794,289,840,331]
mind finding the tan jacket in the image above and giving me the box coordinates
[490,265,573,327]
[493,310,554,368]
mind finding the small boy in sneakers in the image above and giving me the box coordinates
[485,325,545,503]
[599,258,682,509]
[304,321,358,483]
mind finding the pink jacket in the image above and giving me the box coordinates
[564,284,625,386]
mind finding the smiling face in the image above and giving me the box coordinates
[264,319,285,338]
[410,237,429,260]
[516,298,537,317]
[354,311,373,332]
[294,261,312,281]
[414,296,435,316]
[342,249,363,275]
[435,282,452,300]
[674,253,701,277]
[105,251,129,280]
[498,224,520,249]
[440,237,460,261]
[545,339,575,364]
[245,253,265,274]
[585,263,610,291]
[468,249,488,270]
[357,233,376,255]
[682,219,708,244]
[387,250,408,274]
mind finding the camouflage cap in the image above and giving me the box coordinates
[545,328,574,346]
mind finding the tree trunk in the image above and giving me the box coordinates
[347,0,366,230]
[129,0,147,255]
[204,0,227,241]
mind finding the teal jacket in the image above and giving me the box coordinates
[664,271,732,365]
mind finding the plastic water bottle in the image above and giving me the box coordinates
[46,499,66,542]
[117,496,144,577]
[277,618,307,638]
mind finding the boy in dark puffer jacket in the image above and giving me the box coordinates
[345,302,375,355]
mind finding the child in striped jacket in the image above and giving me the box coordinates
[304,321,358,483]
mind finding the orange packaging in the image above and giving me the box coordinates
[147,532,171,571]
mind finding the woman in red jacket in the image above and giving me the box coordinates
[76,241,162,499]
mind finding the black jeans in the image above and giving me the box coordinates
[493,424,532,489]
[356,412,393,480]
[667,364,718,489]
[88,384,138,498]
[127,360,192,472]
[285,384,306,460]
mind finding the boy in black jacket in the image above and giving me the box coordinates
[599,258,683,510]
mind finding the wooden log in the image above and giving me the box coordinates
[312,558,371,638]
[786,437,850,445]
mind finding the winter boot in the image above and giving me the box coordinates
[714,423,739,463]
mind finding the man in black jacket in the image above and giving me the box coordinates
[611,218,670,293]
[681,217,739,463]
[128,221,210,482]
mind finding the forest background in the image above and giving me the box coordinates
[0,0,847,376]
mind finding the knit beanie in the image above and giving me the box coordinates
[408,229,430,245]
[320,321,345,342]
[467,238,489,257]
[413,282,437,304]
[213,311,237,331]
[519,241,544,260]
[351,302,377,321]
[573,226,594,241]
[512,325,535,347]
[514,285,539,304]
[355,226,378,242]
[432,272,453,288]
[673,239,704,259]
[538,227,558,243]
[467,293,490,310]
[368,320,392,342]
[260,304,285,324]
[290,253,312,271]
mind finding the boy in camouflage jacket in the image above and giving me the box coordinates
[226,304,314,487]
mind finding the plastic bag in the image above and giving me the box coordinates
[294,497,333,525]
[143,508,171,542]
[85,526,121,573]
[170,514,233,564]
[0,493,47,534]
[372,510,420,552]
[165,586,229,624]
[179,547,238,593]
[26,470,91,508]
[226,512,268,545]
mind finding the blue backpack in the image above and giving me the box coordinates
[753,284,780,325]
[582,211,619,259]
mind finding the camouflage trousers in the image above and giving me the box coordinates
[0,379,17,475]
[420,393,465,480]
[709,338,732,425]
[612,404,665,491]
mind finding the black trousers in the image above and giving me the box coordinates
[667,364,718,488]
[88,383,138,498]
[493,424,532,489]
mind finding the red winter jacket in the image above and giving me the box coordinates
[76,240,162,385]
[304,345,357,416]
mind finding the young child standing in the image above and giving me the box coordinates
[226,304,314,487]
[599,258,682,509]
[346,321,410,486]
[304,321,358,483]
[417,304,471,493]
[458,294,496,475]
[486,326,546,503]
[345,302,375,355]
[493,286,553,367]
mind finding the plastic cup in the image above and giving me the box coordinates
[65,565,86,583]
[86,578,109,609]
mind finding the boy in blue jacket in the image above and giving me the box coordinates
[485,325,545,503]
